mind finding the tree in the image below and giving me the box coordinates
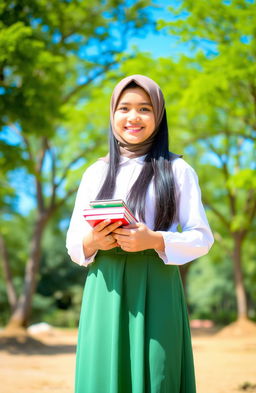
[160,0,256,319]
[0,0,155,328]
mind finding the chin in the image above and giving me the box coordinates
[125,137,145,144]
[123,133,146,143]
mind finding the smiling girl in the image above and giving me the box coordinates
[66,75,214,393]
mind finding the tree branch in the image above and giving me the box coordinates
[52,186,80,213]
[205,139,237,216]
[203,196,230,229]
[22,133,35,169]
[36,137,48,174]
[62,60,117,104]
[33,138,49,213]
[55,153,85,191]
[46,186,80,221]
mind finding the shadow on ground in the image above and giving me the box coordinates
[0,333,76,355]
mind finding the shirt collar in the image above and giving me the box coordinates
[119,155,146,166]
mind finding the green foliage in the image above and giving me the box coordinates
[188,255,237,324]
[228,169,256,190]
[161,0,256,49]
[0,0,155,327]
[32,209,87,327]
[158,0,256,319]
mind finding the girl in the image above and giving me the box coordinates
[66,74,214,393]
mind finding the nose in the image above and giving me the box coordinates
[127,109,140,122]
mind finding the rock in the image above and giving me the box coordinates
[27,322,53,335]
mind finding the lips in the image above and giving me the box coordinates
[125,126,144,133]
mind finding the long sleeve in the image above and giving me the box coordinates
[65,156,143,268]
[66,162,106,267]
[156,160,214,265]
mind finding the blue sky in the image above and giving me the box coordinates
[128,0,190,58]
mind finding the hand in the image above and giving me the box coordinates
[112,222,164,252]
[83,219,122,257]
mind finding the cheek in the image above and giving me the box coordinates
[146,114,155,129]
[113,114,123,129]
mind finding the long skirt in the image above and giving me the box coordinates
[75,248,196,393]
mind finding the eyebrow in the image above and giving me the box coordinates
[118,101,152,106]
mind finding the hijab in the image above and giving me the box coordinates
[109,74,165,159]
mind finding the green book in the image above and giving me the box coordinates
[89,199,127,209]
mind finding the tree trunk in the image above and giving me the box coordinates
[6,214,47,329]
[232,232,247,320]
[0,234,17,310]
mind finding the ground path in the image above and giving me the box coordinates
[0,320,256,393]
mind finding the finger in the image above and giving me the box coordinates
[116,239,130,247]
[106,234,120,245]
[93,219,112,232]
[112,227,131,236]
[112,234,124,242]
[105,241,119,250]
[106,235,115,243]
[112,234,130,244]
[102,220,123,235]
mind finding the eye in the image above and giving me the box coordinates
[118,106,128,111]
[140,107,150,112]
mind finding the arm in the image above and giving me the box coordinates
[66,163,124,266]
[113,159,214,265]
[66,168,98,267]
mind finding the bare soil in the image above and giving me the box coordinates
[0,320,256,393]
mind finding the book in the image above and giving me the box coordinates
[89,199,128,208]
[83,213,133,227]
[83,199,137,227]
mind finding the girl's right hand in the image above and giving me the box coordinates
[82,219,122,257]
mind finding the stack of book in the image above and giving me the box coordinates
[83,199,138,227]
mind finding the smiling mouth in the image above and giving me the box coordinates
[125,126,144,133]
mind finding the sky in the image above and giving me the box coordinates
[128,0,190,58]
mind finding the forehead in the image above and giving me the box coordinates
[117,87,151,104]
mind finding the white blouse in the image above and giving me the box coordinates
[66,155,214,267]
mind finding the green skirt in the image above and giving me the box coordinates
[75,248,196,393]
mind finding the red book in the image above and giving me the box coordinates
[83,213,132,227]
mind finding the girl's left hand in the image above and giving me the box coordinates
[112,222,164,252]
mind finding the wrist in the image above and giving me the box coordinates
[151,231,165,252]
[83,233,97,258]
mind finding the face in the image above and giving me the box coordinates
[113,87,156,144]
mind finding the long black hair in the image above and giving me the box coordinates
[96,110,179,231]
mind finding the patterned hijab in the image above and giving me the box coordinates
[109,74,165,158]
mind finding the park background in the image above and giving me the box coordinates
[0,1,256,392]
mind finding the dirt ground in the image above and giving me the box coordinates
[0,319,256,393]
